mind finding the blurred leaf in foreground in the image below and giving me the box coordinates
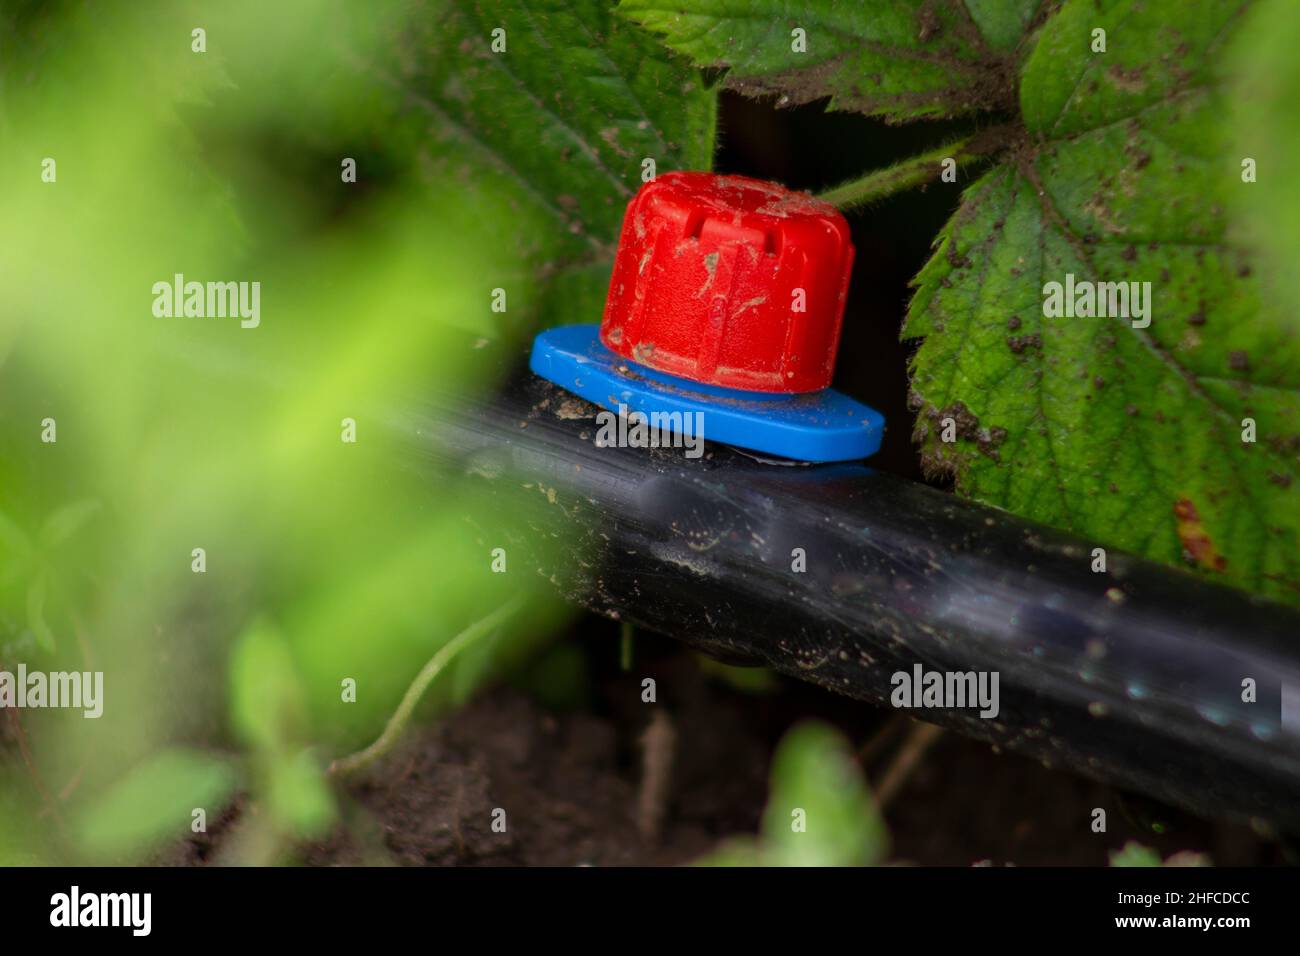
[699,721,887,867]
[0,0,707,861]
[74,748,237,861]
[1109,841,1210,867]
[1229,0,1300,325]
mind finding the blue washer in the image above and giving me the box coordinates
[529,324,884,463]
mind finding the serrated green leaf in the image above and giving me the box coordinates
[366,0,716,327]
[75,748,237,859]
[904,0,1299,604]
[620,0,1045,121]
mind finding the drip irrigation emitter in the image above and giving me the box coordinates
[529,172,884,463]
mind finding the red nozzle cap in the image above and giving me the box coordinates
[599,172,854,394]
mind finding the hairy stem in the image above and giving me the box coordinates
[329,596,523,776]
[818,130,1003,210]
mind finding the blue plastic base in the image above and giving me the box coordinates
[528,324,884,463]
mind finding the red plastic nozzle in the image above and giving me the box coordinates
[599,171,855,394]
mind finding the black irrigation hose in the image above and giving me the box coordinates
[392,366,1300,833]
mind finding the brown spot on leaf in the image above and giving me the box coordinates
[946,244,971,269]
[1007,333,1043,354]
[1106,64,1148,93]
[1082,193,1122,234]
[978,425,1008,461]
[937,400,981,439]
[1173,498,1227,572]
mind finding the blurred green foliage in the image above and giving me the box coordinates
[1109,841,1210,867]
[1108,841,1163,867]
[0,0,712,863]
[1230,0,1300,322]
[74,747,237,860]
[700,721,888,867]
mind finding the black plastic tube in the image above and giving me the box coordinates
[393,370,1300,832]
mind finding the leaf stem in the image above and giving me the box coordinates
[818,132,996,210]
[329,595,524,776]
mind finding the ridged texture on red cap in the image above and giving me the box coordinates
[599,172,854,394]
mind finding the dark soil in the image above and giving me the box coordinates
[167,627,1285,868]
[313,684,765,867]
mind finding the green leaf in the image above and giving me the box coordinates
[229,617,308,752]
[229,619,336,837]
[367,0,717,328]
[904,0,1299,604]
[267,748,336,838]
[694,721,886,867]
[761,722,887,866]
[1108,840,1162,867]
[75,748,237,859]
[620,0,1046,121]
